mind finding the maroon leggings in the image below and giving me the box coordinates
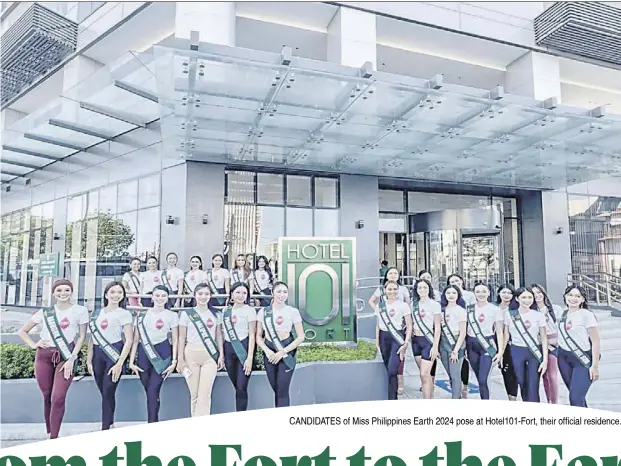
[34,347,74,439]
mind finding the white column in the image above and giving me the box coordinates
[62,55,104,93]
[174,2,235,45]
[327,7,377,69]
[1,109,26,130]
[505,51,561,102]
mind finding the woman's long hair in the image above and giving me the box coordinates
[496,283,515,305]
[232,254,252,280]
[473,281,492,304]
[563,284,590,310]
[441,284,466,309]
[530,283,556,322]
[446,273,466,289]
[103,281,127,308]
[228,281,250,307]
[412,278,435,301]
[189,255,203,271]
[382,267,402,286]
[255,255,274,284]
[509,286,538,311]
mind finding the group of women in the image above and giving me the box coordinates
[370,268,602,407]
[17,251,304,439]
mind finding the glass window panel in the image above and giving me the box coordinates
[87,190,99,217]
[380,190,405,212]
[114,211,137,258]
[287,175,312,206]
[493,197,517,218]
[41,202,54,228]
[286,208,313,237]
[256,207,284,268]
[314,209,339,237]
[117,180,138,213]
[67,195,86,223]
[30,205,42,230]
[226,170,255,204]
[99,185,117,215]
[136,207,160,261]
[314,177,338,208]
[379,213,406,233]
[224,204,258,266]
[568,195,593,218]
[257,173,284,204]
[138,175,161,209]
[10,212,20,233]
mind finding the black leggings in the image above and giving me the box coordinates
[429,358,469,385]
[264,336,296,408]
[223,338,251,411]
[501,342,519,397]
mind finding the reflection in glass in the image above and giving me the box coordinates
[99,185,117,214]
[287,175,312,206]
[117,180,138,213]
[139,175,161,209]
[314,209,339,237]
[315,177,338,208]
[462,235,500,289]
[428,230,458,287]
[136,207,160,260]
[226,170,255,204]
[257,173,284,205]
[286,208,313,237]
[379,190,405,213]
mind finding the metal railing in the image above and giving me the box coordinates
[567,273,621,307]
[124,293,272,314]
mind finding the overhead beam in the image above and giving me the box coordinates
[0,159,42,170]
[23,132,85,151]
[114,80,159,103]
[0,168,27,177]
[48,119,115,140]
[2,145,61,160]
[79,101,147,127]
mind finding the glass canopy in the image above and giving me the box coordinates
[2,41,620,191]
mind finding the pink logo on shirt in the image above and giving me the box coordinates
[190,274,195,282]
[478,314,485,323]
[155,318,164,330]
[206,319,214,328]
[524,320,531,329]
[276,316,284,325]
[167,274,172,280]
[153,276,160,283]
[389,309,396,318]
[100,319,109,330]
[419,309,426,318]
[261,273,267,280]
[59,317,70,330]
[445,315,450,322]
[231,315,238,324]
[566,321,573,331]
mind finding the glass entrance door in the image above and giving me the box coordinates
[379,233,407,276]
[461,234,502,290]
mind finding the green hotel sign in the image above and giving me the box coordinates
[39,252,60,277]
[278,237,356,343]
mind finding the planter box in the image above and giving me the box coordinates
[1,360,387,423]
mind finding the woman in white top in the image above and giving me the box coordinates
[557,285,600,407]
[178,283,225,416]
[250,255,274,307]
[182,256,209,308]
[208,253,230,308]
[369,267,411,395]
[439,285,468,399]
[222,282,257,411]
[502,286,548,403]
[128,285,178,423]
[496,283,518,401]
[531,283,562,404]
[418,270,441,302]
[122,258,142,309]
[18,279,89,439]
[466,282,504,400]
[86,281,133,430]
[140,256,162,308]
[447,273,474,398]
[257,281,306,407]
[231,254,252,305]
[373,280,412,400]
[161,252,185,309]
[411,278,441,399]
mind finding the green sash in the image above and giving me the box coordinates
[509,310,543,363]
[136,312,171,374]
[184,307,220,362]
[263,306,296,370]
[231,270,245,285]
[182,272,193,294]
[222,306,248,362]
[411,300,434,344]
[42,307,78,372]
[559,309,592,368]
[440,308,462,355]
[208,271,225,305]
[161,271,172,291]
[377,290,405,346]
[89,308,122,363]
[467,304,497,358]
[127,272,141,294]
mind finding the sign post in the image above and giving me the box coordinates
[278,237,356,343]
[39,252,60,307]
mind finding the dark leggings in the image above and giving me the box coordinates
[429,356,469,385]
[379,330,403,400]
[224,338,251,411]
[466,336,493,399]
[264,336,296,408]
[34,346,75,439]
[558,348,592,407]
[137,341,172,423]
[501,342,519,397]
[93,341,124,430]
[511,345,542,402]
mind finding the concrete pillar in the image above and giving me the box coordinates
[160,163,188,267]
[62,55,104,93]
[1,109,26,130]
[505,51,561,102]
[327,7,377,69]
[174,2,235,45]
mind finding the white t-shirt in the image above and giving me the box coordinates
[258,305,303,334]
[162,267,184,291]
[504,309,547,348]
[230,269,250,284]
[223,304,257,342]
[558,308,598,353]
[184,270,209,292]
[122,271,141,294]
[374,300,409,332]
[141,270,162,294]
[135,309,179,345]
[179,308,222,345]
[92,308,133,345]
[467,303,504,338]
[412,298,441,336]
[443,305,467,336]
[539,305,562,335]
[208,268,230,290]
[31,305,89,343]
[461,290,476,306]
[373,285,410,302]
[251,269,272,291]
